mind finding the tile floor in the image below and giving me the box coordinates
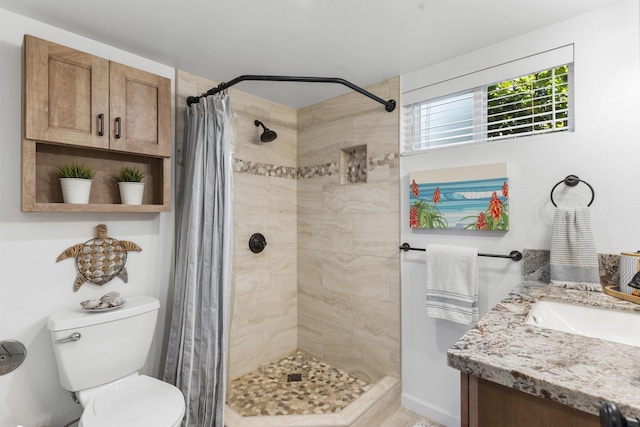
[227,350,371,416]
[380,406,445,427]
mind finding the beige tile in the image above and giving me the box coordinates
[389,166,400,214]
[323,329,391,384]
[268,101,297,131]
[342,377,401,427]
[322,252,390,300]
[353,110,398,160]
[380,405,445,427]
[234,248,272,296]
[298,286,354,335]
[352,213,398,257]
[388,257,400,304]
[234,173,272,212]
[349,383,400,427]
[176,69,198,97]
[307,81,393,127]
[297,214,353,253]
[236,212,297,252]
[268,321,297,362]
[229,330,271,380]
[297,120,353,168]
[323,179,390,214]
[297,178,324,214]
[266,213,297,250]
[232,287,297,339]
[270,176,297,214]
[367,164,390,184]
[297,323,324,360]
[389,348,401,379]
[270,247,297,290]
[196,75,218,95]
[298,248,323,288]
[353,297,399,348]
[297,101,325,132]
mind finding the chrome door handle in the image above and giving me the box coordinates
[56,333,81,344]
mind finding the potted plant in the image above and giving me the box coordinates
[58,163,95,204]
[113,166,146,205]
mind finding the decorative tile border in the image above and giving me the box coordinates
[233,153,398,180]
[297,163,340,179]
[369,153,399,171]
[233,159,297,179]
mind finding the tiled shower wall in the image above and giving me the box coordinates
[176,70,298,380]
[176,70,400,384]
[296,78,401,384]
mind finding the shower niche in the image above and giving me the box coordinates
[340,145,367,185]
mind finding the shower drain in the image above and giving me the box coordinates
[287,373,302,382]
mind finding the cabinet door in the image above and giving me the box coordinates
[109,62,171,157]
[24,35,110,148]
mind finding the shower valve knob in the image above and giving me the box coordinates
[249,233,267,253]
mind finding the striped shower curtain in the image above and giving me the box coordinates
[164,94,233,427]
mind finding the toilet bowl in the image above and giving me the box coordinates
[48,296,185,427]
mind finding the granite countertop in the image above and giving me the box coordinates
[447,280,640,417]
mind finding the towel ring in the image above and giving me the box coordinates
[550,174,595,207]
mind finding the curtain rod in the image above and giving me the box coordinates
[186,74,397,112]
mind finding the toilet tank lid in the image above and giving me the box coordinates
[48,296,160,332]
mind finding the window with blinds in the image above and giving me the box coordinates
[403,64,573,154]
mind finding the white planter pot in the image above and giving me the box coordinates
[60,178,92,204]
[118,182,145,205]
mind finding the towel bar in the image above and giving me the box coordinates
[399,243,522,261]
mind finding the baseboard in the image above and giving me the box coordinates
[401,392,459,427]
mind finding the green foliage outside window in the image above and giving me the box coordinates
[487,65,570,138]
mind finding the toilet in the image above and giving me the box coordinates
[48,296,185,427]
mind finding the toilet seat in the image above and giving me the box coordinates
[79,375,185,427]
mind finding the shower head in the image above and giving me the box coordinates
[254,120,277,143]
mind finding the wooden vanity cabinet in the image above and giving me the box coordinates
[461,373,599,427]
[22,35,171,212]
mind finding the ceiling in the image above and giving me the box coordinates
[0,0,621,109]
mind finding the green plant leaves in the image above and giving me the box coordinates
[57,163,95,180]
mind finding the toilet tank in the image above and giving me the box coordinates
[48,296,160,392]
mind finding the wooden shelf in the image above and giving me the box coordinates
[22,141,170,212]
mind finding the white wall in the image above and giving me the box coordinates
[0,9,175,427]
[400,1,640,425]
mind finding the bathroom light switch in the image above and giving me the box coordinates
[0,340,27,375]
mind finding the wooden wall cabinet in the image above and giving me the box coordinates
[21,35,172,212]
[461,373,599,427]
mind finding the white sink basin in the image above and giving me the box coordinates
[524,300,640,347]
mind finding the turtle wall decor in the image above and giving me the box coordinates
[57,224,142,291]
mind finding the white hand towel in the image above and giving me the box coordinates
[550,207,602,291]
[425,244,479,325]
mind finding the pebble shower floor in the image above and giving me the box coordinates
[227,350,371,416]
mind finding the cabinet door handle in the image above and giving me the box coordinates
[97,114,104,136]
[115,117,122,139]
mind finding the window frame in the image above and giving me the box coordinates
[401,45,575,155]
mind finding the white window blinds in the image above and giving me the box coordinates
[401,45,574,154]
